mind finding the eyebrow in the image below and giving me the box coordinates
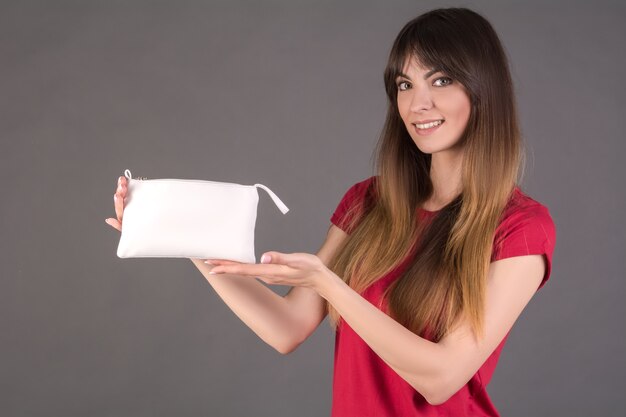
[396,68,441,80]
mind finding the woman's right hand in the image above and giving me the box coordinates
[104,176,127,232]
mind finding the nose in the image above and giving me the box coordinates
[409,85,434,112]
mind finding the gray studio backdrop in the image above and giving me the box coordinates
[1,1,624,416]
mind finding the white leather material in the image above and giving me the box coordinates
[116,169,289,263]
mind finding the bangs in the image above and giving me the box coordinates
[391,28,440,79]
[386,13,473,87]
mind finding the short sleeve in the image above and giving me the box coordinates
[491,205,556,291]
[330,176,376,235]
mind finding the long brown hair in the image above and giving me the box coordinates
[326,7,525,342]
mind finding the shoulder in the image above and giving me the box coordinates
[337,175,378,205]
[493,186,557,257]
[490,187,557,290]
[501,186,555,227]
[330,175,378,234]
[348,175,377,195]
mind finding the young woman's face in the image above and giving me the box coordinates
[395,56,471,156]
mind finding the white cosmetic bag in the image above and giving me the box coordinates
[116,169,290,263]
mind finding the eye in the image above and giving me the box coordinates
[396,80,411,91]
[433,76,453,87]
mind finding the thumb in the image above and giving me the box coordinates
[260,252,280,264]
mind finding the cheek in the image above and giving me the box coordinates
[449,95,471,125]
[461,97,471,121]
[396,96,412,122]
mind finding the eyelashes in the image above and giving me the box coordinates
[397,81,410,91]
[433,77,453,87]
[396,77,453,91]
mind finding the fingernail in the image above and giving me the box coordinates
[204,260,213,265]
[261,254,271,264]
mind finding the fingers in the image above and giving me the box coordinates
[203,259,243,265]
[114,194,123,223]
[261,252,294,264]
[106,176,127,232]
[104,218,122,232]
[210,263,287,277]
[114,176,127,223]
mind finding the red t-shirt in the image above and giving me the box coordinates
[328,176,556,417]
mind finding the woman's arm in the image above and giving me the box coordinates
[191,223,347,354]
[207,232,547,404]
[316,253,546,405]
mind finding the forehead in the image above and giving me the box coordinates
[400,54,432,74]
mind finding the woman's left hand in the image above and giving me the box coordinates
[205,252,332,292]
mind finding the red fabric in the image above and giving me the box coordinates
[329,176,556,417]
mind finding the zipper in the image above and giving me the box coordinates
[124,169,252,187]
[125,169,147,180]
[122,168,289,214]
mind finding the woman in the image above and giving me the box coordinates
[106,7,556,416]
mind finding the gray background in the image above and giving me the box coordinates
[1,1,624,416]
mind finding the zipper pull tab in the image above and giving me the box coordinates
[254,183,290,214]
[124,169,147,180]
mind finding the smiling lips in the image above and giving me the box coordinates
[415,119,444,128]
[413,119,445,135]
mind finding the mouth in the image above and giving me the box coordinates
[413,119,445,136]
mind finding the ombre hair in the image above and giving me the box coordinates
[326,7,525,342]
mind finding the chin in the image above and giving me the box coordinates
[411,140,441,153]
[411,135,463,154]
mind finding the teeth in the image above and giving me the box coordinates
[415,120,444,129]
